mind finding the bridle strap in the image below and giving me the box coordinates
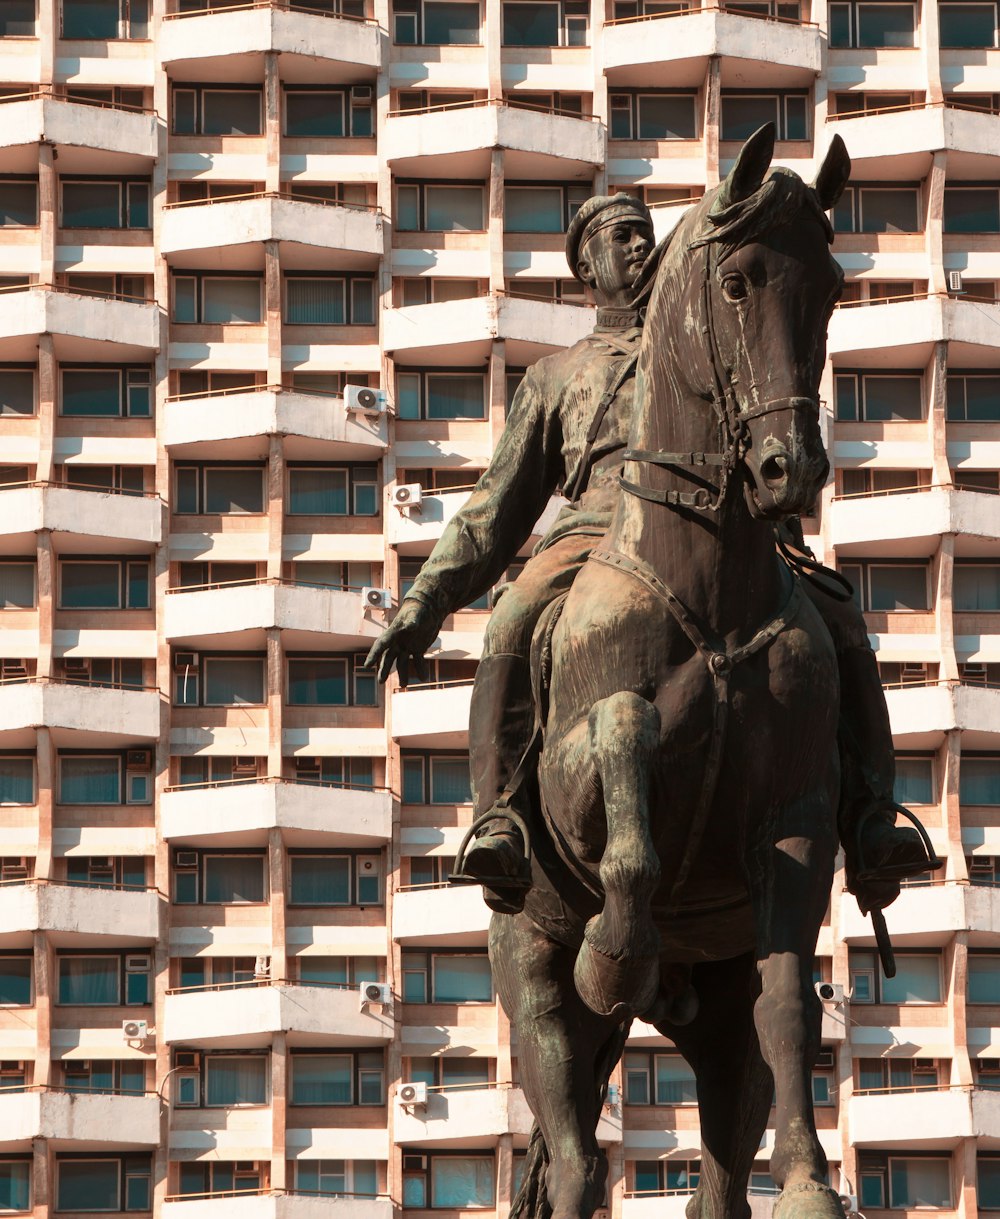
[624,447,727,468]
[739,396,819,423]
[617,476,715,510]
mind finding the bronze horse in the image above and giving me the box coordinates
[487,127,853,1219]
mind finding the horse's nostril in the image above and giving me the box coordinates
[760,454,788,484]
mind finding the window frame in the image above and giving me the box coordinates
[171,86,264,136]
[834,370,924,422]
[849,949,943,1005]
[173,463,267,515]
[172,274,264,325]
[286,464,379,516]
[289,1050,386,1107]
[59,179,150,230]
[56,952,151,1007]
[60,367,151,419]
[287,850,384,907]
[395,370,486,422]
[828,0,917,48]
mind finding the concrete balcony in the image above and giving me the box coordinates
[827,103,1000,180]
[848,1086,995,1149]
[392,883,490,946]
[383,294,595,365]
[828,296,1000,364]
[163,1193,393,1219]
[0,881,159,945]
[163,386,387,455]
[391,682,473,748]
[0,484,161,548]
[0,94,158,168]
[0,1089,160,1149]
[387,490,565,555]
[829,486,1000,556]
[883,681,1000,745]
[624,1195,774,1219]
[164,580,384,650]
[161,196,382,269]
[159,6,381,74]
[839,881,1000,948]
[0,679,161,744]
[163,980,393,1049]
[160,778,392,847]
[602,9,820,85]
[0,286,159,362]
[384,102,604,179]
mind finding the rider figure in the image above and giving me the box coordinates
[368,192,931,916]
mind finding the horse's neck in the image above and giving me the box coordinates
[610,385,786,645]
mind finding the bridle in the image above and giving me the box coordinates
[617,239,820,513]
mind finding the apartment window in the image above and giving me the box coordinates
[64,466,144,496]
[397,372,485,421]
[291,756,375,788]
[56,1157,151,1213]
[0,957,31,1006]
[721,92,808,141]
[0,756,32,806]
[61,368,151,418]
[502,0,586,44]
[841,468,926,496]
[409,855,456,887]
[857,1057,939,1093]
[849,950,942,1004]
[64,1060,145,1095]
[176,957,257,990]
[408,1057,489,1091]
[0,369,34,417]
[969,953,1000,1002]
[961,757,1000,805]
[954,564,1000,611]
[293,955,381,986]
[58,755,144,806]
[632,1161,699,1197]
[287,656,377,706]
[62,0,148,37]
[396,183,484,231]
[291,561,374,591]
[833,186,920,233]
[173,275,262,324]
[61,180,150,229]
[288,466,378,515]
[623,1052,697,1104]
[291,1051,385,1105]
[948,373,1000,421]
[940,1,999,47]
[0,181,36,227]
[58,559,150,609]
[401,754,472,804]
[858,1155,952,1210]
[402,951,492,1002]
[285,277,375,324]
[0,0,34,34]
[944,187,1000,234]
[176,562,258,590]
[894,756,934,805]
[828,1,916,47]
[204,1055,268,1106]
[0,562,34,610]
[174,465,265,514]
[403,1154,495,1208]
[175,370,261,397]
[393,0,481,43]
[57,953,151,1005]
[295,1162,377,1197]
[177,1163,261,1197]
[840,561,929,612]
[288,852,383,905]
[177,756,259,788]
[835,372,923,421]
[608,92,696,140]
[172,87,263,135]
[66,855,144,891]
[0,1160,29,1212]
[284,87,373,137]
[172,654,265,708]
[979,1158,1000,1209]
[173,851,267,905]
[505,184,589,232]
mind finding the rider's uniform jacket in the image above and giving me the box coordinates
[403,311,643,622]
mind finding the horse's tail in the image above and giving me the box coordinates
[510,1124,550,1219]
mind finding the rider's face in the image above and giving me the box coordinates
[577,220,654,306]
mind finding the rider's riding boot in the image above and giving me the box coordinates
[836,643,937,910]
[463,653,535,914]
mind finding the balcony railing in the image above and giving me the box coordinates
[166,975,390,997]
[0,87,157,115]
[604,3,815,26]
[165,575,380,595]
[162,191,380,214]
[0,280,156,305]
[165,1189,391,1203]
[162,774,389,795]
[0,675,160,693]
[829,99,1000,122]
[387,97,602,122]
[162,0,378,23]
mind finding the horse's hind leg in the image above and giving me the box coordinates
[573,691,662,1019]
[490,912,626,1219]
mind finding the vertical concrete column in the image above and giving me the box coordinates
[947,932,972,1086]
[920,0,943,103]
[926,150,947,294]
[264,51,281,194]
[37,0,54,86]
[36,332,55,483]
[485,0,502,99]
[495,1134,513,1219]
[267,433,284,582]
[36,531,53,679]
[35,727,54,881]
[606,1137,625,1219]
[942,730,966,882]
[266,626,283,778]
[268,826,287,981]
[488,149,506,294]
[703,57,721,189]
[489,340,508,443]
[270,1029,288,1191]
[927,340,950,485]
[265,238,283,388]
[33,930,52,1086]
[32,1138,49,1219]
[956,1140,977,1219]
[38,141,55,286]
[590,0,607,194]
[811,0,830,131]
[936,533,958,682]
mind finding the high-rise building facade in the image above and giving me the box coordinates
[0,0,998,1216]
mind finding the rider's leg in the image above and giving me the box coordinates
[464,533,596,913]
[490,911,626,1219]
[657,952,772,1219]
[799,575,933,908]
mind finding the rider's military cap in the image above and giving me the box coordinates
[565,193,653,281]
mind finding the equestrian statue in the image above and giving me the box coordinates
[368,125,940,1219]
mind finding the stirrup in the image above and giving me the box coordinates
[853,802,943,883]
[449,807,533,888]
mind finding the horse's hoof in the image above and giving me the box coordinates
[773,1182,847,1219]
[573,936,659,1019]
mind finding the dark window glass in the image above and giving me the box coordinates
[0,183,36,227]
[940,3,997,47]
[285,93,344,137]
[944,189,1000,234]
[502,1,558,44]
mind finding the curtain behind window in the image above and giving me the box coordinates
[292,1054,352,1104]
[57,1161,119,1212]
[203,856,265,903]
[206,1056,267,1105]
[960,759,1000,805]
[0,1161,29,1211]
[655,1056,697,1104]
[59,957,118,1004]
[288,469,348,514]
[204,658,265,705]
[60,757,120,804]
[433,955,491,1002]
[290,856,350,904]
[0,564,33,608]
[286,279,345,324]
[430,758,472,803]
[0,758,32,805]
[431,1158,495,1207]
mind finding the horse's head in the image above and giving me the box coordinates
[684,125,849,520]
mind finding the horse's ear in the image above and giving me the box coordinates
[716,123,775,210]
[813,134,851,210]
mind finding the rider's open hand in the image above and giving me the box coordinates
[364,598,440,688]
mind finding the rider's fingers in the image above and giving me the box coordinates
[413,653,428,684]
[364,638,384,670]
[377,648,396,685]
[397,653,410,690]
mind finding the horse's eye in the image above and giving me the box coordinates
[722,275,749,302]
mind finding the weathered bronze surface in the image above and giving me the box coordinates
[368,125,939,1219]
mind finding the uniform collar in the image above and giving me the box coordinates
[595,305,642,330]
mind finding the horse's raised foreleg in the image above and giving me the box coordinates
[490,912,626,1219]
[574,691,661,1020]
